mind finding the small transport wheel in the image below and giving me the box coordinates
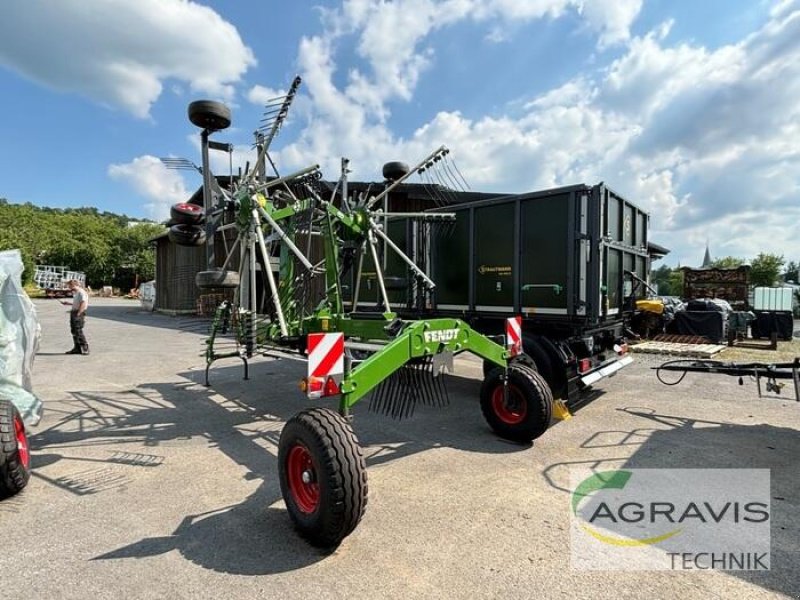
[188,100,231,131]
[278,408,368,548]
[168,223,206,247]
[170,202,205,225]
[382,161,410,182]
[0,398,31,498]
[195,270,240,289]
[480,364,553,443]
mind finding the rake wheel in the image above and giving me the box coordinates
[170,202,205,225]
[195,269,240,289]
[168,223,206,246]
[188,100,231,131]
[480,364,553,443]
[278,407,368,548]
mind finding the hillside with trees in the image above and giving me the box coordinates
[0,199,164,289]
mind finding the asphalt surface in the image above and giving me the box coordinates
[2,297,799,599]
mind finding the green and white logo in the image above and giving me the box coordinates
[570,469,770,570]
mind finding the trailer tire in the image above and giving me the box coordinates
[170,202,205,225]
[525,338,567,399]
[278,408,368,548]
[480,365,553,443]
[195,270,240,289]
[188,100,231,131]
[482,354,537,377]
[0,398,31,498]
[168,224,206,247]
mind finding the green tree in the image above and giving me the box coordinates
[111,223,163,288]
[666,269,684,297]
[750,253,784,287]
[710,256,746,268]
[783,260,799,283]
[0,200,161,287]
[650,264,683,296]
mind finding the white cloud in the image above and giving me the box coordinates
[0,0,255,118]
[108,156,189,221]
[267,3,800,266]
[247,85,285,106]
[580,0,643,48]
[310,0,642,123]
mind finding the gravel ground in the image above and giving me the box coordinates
[1,298,798,599]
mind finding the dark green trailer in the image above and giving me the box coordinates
[377,183,648,402]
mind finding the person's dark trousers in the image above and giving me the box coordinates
[69,310,89,354]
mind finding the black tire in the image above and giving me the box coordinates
[382,161,409,181]
[195,270,240,289]
[188,100,231,131]
[482,353,537,377]
[170,202,205,225]
[526,337,567,399]
[168,224,206,247]
[383,276,407,291]
[480,365,553,443]
[278,408,368,548]
[0,398,31,498]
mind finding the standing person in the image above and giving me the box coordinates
[61,279,90,355]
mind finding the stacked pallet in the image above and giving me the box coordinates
[630,340,726,357]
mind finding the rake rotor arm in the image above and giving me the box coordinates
[369,217,436,289]
[337,318,509,410]
[365,145,448,211]
[257,204,314,271]
[253,164,321,193]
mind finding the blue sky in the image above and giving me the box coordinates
[0,0,797,268]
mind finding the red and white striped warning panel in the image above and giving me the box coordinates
[506,316,522,357]
[305,332,344,398]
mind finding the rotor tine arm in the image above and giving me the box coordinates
[366,146,448,210]
[366,230,391,311]
[369,218,436,289]
[252,209,288,337]
[257,205,314,271]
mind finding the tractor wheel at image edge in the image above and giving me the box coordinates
[196,270,240,289]
[480,365,553,443]
[0,398,31,498]
[170,202,205,226]
[278,407,368,548]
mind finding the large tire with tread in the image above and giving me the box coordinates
[480,365,553,443]
[195,270,240,289]
[170,202,205,225]
[188,100,231,131]
[168,224,206,247]
[278,408,368,548]
[0,398,31,498]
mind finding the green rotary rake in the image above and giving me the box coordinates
[165,78,555,547]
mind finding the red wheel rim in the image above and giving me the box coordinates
[491,384,527,425]
[286,443,319,514]
[175,203,202,213]
[14,415,30,470]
